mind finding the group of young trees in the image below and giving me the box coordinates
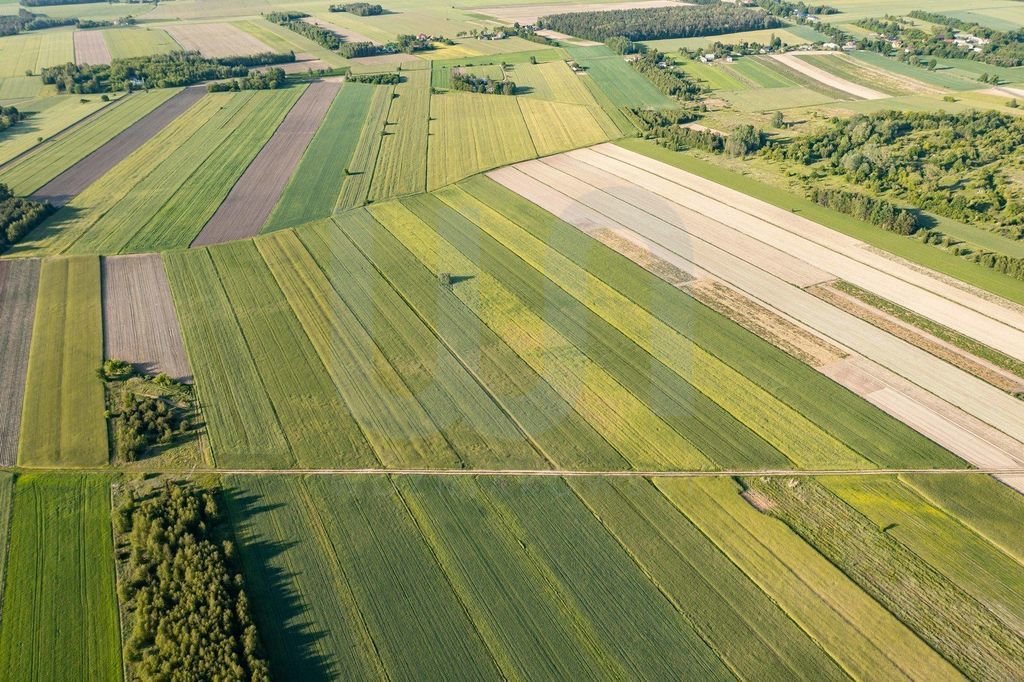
[114,482,270,680]
[765,110,1024,230]
[0,105,23,133]
[41,51,296,93]
[265,12,345,50]
[0,9,74,36]
[809,186,920,234]
[450,71,516,94]
[0,183,53,252]
[626,107,766,158]
[207,67,286,92]
[537,4,781,42]
[329,2,383,15]
[347,72,400,84]
[630,51,707,101]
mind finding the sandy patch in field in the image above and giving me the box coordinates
[0,259,40,465]
[165,23,273,58]
[689,279,847,368]
[479,0,682,25]
[682,121,727,136]
[489,147,1024,451]
[192,81,340,246]
[593,227,694,285]
[103,254,192,382]
[74,30,111,66]
[302,16,380,45]
[534,29,602,46]
[771,53,887,100]
[350,52,422,67]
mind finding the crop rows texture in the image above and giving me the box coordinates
[0,89,180,197]
[0,261,40,466]
[464,175,961,469]
[298,223,546,469]
[565,45,674,109]
[745,475,1024,679]
[518,98,618,157]
[797,54,913,97]
[0,475,11,609]
[660,477,960,679]
[0,30,73,79]
[369,69,431,201]
[264,83,376,232]
[103,27,182,59]
[18,256,106,466]
[69,88,301,254]
[336,85,393,210]
[209,239,375,468]
[256,230,459,468]
[0,474,121,680]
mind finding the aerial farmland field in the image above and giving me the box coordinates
[2,0,1024,676]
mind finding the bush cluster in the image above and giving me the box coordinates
[115,483,270,680]
[338,41,383,58]
[450,71,515,95]
[0,105,23,133]
[631,51,706,101]
[112,393,189,462]
[537,4,781,42]
[266,13,345,50]
[207,68,286,92]
[329,2,383,15]
[0,183,53,251]
[809,187,919,235]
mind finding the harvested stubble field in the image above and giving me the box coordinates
[264,83,376,232]
[0,89,180,197]
[28,86,204,207]
[163,22,274,58]
[193,81,338,246]
[18,256,107,467]
[488,144,1024,475]
[0,260,40,466]
[73,29,111,66]
[0,474,121,681]
[102,254,191,381]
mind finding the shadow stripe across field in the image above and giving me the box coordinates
[30,86,206,206]
[191,80,341,247]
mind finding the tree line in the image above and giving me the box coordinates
[627,107,766,158]
[114,482,270,681]
[347,72,400,84]
[41,51,296,93]
[330,2,384,15]
[265,12,346,50]
[537,4,781,42]
[207,68,286,92]
[450,71,516,94]
[809,186,919,234]
[0,105,23,133]
[0,183,53,252]
[630,51,707,101]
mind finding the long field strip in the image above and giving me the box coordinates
[796,53,942,97]
[0,260,40,466]
[103,26,182,59]
[0,30,74,79]
[193,82,335,246]
[369,69,431,201]
[487,145,1024,476]
[0,474,121,681]
[566,45,674,109]
[0,89,180,196]
[336,84,393,210]
[25,88,300,255]
[264,83,376,232]
[73,29,111,66]
[771,53,887,100]
[18,256,106,467]
[163,22,274,58]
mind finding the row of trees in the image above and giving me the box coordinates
[0,9,74,36]
[114,482,270,680]
[630,51,707,101]
[450,71,515,94]
[347,72,400,84]
[809,186,920,234]
[627,107,766,158]
[207,68,286,92]
[0,183,53,252]
[537,4,781,42]
[329,2,383,15]
[265,12,345,50]
[765,110,1024,230]
[41,51,296,93]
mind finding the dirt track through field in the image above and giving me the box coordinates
[31,87,206,206]
[770,53,887,100]
[164,23,273,58]
[74,30,111,66]
[191,81,340,247]
[0,260,41,466]
[489,148,1024,464]
[102,254,191,382]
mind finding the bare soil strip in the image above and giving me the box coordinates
[812,283,1024,394]
[770,53,887,100]
[74,30,111,66]
[586,144,1024,348]
[689,279,847,368]
[164,23,273,58]
[102,254,191,382]
[489,152,1024,452]
[479,0,681,25]
[0,260,41,466]
[31,87,206,206]
[191,81,341,247]
[592,227,696,286]
[302,16,379,45]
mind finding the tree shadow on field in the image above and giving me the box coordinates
[221,487,336,682]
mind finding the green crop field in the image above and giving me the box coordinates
[848,50,982,91]
[18,256,106,467]
[567,45,674,109]
[0,89,179,197]
[369,69,431,201]
[0,474,121,680]
[264,83,374,232]
[0,95,111,166]
[0,29,73,79]
[103,27,181,59]
[336,84,392,210]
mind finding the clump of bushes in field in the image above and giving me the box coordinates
[330,2,383,15]
[114,482,270,681]
[339,41,382,58]
[809,187,920,235]
[630,51,707,101]
[347,72,401,84]
[207,67,286,92]
[537,4,781,42]
[41,51,296,93]
[0,183,54,252]
[450,70,515,95]
[629,108,766,158]
[0,105,23,133]
[101,361,196,462]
